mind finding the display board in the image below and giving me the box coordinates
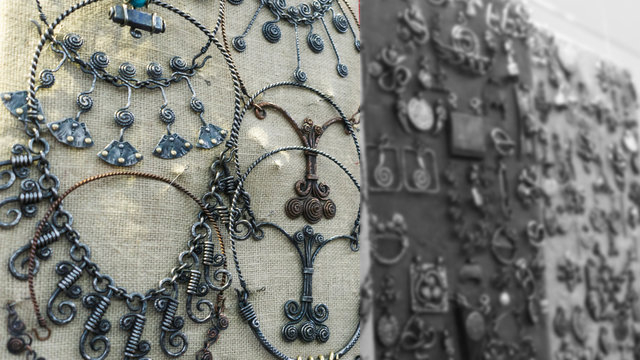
[361,0,640,359]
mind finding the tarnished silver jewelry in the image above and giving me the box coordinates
[410,256,449,314]
[1,0,241,231]
[6,302,45,359]
[22,172,231,360]
[205,82,360,359]
[230,0,360,82]
[369,213,409,265]
[2,0,228,169]
[430,12,494,76]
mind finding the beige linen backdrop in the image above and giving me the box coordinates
[0,0,360,359]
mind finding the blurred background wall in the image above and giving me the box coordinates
[528,0,640,83]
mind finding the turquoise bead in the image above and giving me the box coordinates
[128,0,148,8]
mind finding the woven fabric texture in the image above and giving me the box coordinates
[0,0,360,359]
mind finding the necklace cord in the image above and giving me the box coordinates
[26,171,227,337]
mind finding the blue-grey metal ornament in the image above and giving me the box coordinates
[153,134,192,159]
[1,91,46,123]
[197,124,226,149]
[109,3,166,38]
[98,140,143,167]
[47,118,94,148]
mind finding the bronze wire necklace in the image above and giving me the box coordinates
[26,171,231,360]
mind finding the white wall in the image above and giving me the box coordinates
[528,0,640,83]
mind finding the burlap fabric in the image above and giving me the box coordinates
[0,0,360,358]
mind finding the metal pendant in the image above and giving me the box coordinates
[98,140,143,167]
[153,133,192,159]
[109,4,166,38]
[196,124,226,149]
[47,118,94,148]
[1,91,46,122]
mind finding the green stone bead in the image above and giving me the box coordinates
[129,0,147,8]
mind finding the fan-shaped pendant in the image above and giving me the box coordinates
[98,140,143,166]
[153,133,192,159]
[197,124,227,149]
[1,91,46,122]
[47,118,94,148]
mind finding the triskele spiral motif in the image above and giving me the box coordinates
[333,14,349,33]
[282,323,299,342]
[285,198,304,218]
[63,33,84,50]
[374,163,394,188]
[114,109,135,127]
[77,93,93,111]
[413,168,431,191]
[307,32,324,53]
[190,97,205,113]
[170,56,188,72]
[146,62,163,79]
[303,197,323,223]
[90,52,109,70]
[262,21,282,43]
[39,70,55,88]
[159,107,175,125]
[294,69,308,83]
[323,199,336,219]
[119,62,137,79]
[337,63,349,78]
[232,36,247,52]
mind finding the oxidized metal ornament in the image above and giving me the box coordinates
[253,102,356,223]
[98,140,143,167]
[279,226,331,343]
[430,14,494,76]
[370,213,409,265]
[154,134,192,159]
[230,0,360,82]
[6,303,45,359]
[369,136,401,192]
[598,326,614,355]
[410,256,449,313]
[397,2,429,48]
[450,112,486,158]
[1,91,46,123]
[553,307,569,338]
[402,143,439,194]
[109,3,166,38]
[405,97,434,132]
[376,276,400,348]
[15,172,231,360]
[399,315,436,359]
[556,255,582,292]
[571,307,588,345]
[47,118,94,148]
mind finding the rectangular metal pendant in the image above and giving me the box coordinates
[109,4,165,35]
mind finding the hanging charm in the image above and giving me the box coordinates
[47,33,95,148]
[150,62,193,159]
[98,63,143,166]
[231,0,360,82]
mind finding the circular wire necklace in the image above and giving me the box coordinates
[206,82,361,359]
[26,171,231,360]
